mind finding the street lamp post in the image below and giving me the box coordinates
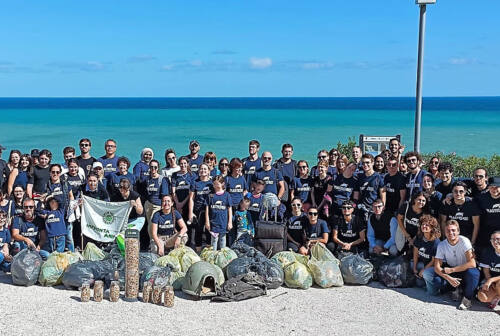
[414,0,436,153]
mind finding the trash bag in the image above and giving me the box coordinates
[283,261,313,289]
[82,242,107,261]
[212,272,267,302]
[311,243,340,265]
[308,258,343,288]
[339,254,373,285]
[62,260,115,288]
[39,252,82,286]
[201,247,238,271]
[141,265,172,289]
[226,257,284,289]
[103,247,124,269]
[11,248,43,286]
[170,270,186,290]
[377,256,416,288]
[292,252,310,266]
[271,251,297,269]
[233,232,254,247]
[168,246,201,272]
[155,255,181,271]
[231,242,266,260]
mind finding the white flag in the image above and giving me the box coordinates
[81,195,132,242]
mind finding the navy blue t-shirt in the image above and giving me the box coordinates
[413,236,440,265]
[479,247,500,278]
[225,175,248,207]
[152,209,182,237]
[133,161,150,183]
[40,208,67,237]
[98,156,119,178]
[291,176,313,204]
[286,213,306,245]
[334,215,366,243]
[172,171,195,203]
[64,174,85,198]
[405,169,427,200]
[188,155,203,173]
[330,175,357,209]
[107,172,137,196]
[355,172,384,208]
[247,193,263,224]
[242,157,261,186]
[273,159,297,186]
[12,216,43,245]
[397,203,424,238]
[190,179,213,211]
[46,180,71,211]
[208,192,232,233]
[252,167,283,196]
[0,228,11,248]
[305,219,330,240]
[475,192,500,247]
[145,175,170,206]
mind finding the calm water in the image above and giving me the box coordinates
[0,97,498,163]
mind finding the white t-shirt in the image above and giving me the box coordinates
[435,236,473,267]
[161,166,180,179]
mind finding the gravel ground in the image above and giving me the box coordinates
[0,272,497,336]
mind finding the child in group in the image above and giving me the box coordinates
[205,175,232,250]
[0,210,12,272]
[38,197,67,253]
[247,179,265,224]
[235,197,254,240]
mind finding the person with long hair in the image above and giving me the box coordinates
[285,198,307,253]
[421,173,443,218]
[311,160,333,219]
[328,157,357,217]
[374,154,386,175]
[427,156,441,179]
[171,156,195,220]
[4,150,21,182]
[397,191,428,248]
[290,160,313,212]
[7,154,33,196]
[218,157,230,178]
[27,149,52,199]
[412,215,442,295]
[161,148,180,179]
[203,151,218,178]
[188,163,213,252]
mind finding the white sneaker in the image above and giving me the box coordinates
[458,297,472,310]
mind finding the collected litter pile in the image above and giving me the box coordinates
[9,238,417,305]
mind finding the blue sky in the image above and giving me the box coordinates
[0,0,499,97]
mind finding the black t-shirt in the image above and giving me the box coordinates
[111,190,142,220]
[30,165,50,193]
[285,213,306,245]
[397,202,424,238]
[76,156,97,177]
[414,236,440,265]
[479,247,500,278]
[435,181,453,198]
[475,192,500,247]
[383,172,406,213]
[0,159,6,190]
[439,199,480,241]
[369,212,393,242]
[82,184,110,202]
[312,175,332,205]
[334,214,366,243]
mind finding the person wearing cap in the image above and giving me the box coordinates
[187,140,203,173]
[475,176,500,255]
[30,149,40,166]
[0,144,6,191]
[97,139,119,178]
[76,138,96,177]
[92,161,107,188]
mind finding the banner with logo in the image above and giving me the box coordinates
[81,195,132,242]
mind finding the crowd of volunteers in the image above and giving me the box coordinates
[0,138,498,310]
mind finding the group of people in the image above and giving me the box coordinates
[0,137,498,311]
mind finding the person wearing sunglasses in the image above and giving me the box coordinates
[426,156,441,179]
[439,181,480,245]
[403,151,427,200]
[301,206,329,256]
[310,149,333,177]
[161,148,180,179]
[252,152,285,215]
[331,200,367,256]
[290,160,313,212]
[475,176,500,255]
[285,198,307,254]
[76,138,97,177]
[203,152,219,179]
[97,139,119,179]
[478,231,500,309]
[468,167,489,198]
[11,198,49,259]
[187,140,203,173]
[218,157,230,178]
[367,199,398,256]
[383,156,407,216]
[144,159,170,249]
[327,148,339,176]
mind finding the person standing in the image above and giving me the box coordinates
[0,144,6,190]
[383,156,406,215]
[404,151,427,199]
[353,154,385,224]
[242,140,261,186]
[187,140,203,173]
[475,177,500,255]
[98,139,119,178]
[27,149,52,199]
[133,147,154,183]
[76,138,97,177]
[434,220,480,310]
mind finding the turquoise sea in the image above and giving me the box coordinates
[0,97,498,163]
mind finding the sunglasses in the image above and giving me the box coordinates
[291,204,301,207]
[308,212,318,216]
[220,163,229,166]
[341,206,353,210]
[79,143,90,147]
[317,156,327,159]
[150,166,159,169]
[50,170,61,174]
[407,158,418,163]
[262,157,272,161]
[23,205,35,209]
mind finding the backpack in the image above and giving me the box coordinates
[211,272,267,302]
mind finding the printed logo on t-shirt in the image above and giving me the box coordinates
[230,184,243,193]
[405,217,419,227]
[46,214,60,224]
[334,183,352,192]
[247,166,256,175]
[297,184,310,192]
[159,220,174,229]
[486,203,500,213]
[249,202,260,212]
[262,176,273,185]
[190,164,199,172]
[449,212,469,221]
[211,200,226,210]
[289,220,303,230]
[418,247,430,259]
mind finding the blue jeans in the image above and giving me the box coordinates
[65,222,75,252]
[46,235,66,253]
[211,233,226,251]
[0,252,12,272]
[13,241,50,260]
[422,267,444,296]
[369,239,398,256]
[444,268,480,300]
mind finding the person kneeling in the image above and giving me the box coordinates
[367,199,398,256]
[329,200,366,257]
[150,195,187,256]
[434,220,480,310]
[477,231,500,309]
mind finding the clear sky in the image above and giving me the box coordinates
[1,0,498,97]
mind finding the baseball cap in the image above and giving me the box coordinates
[189,140,199,147]
[488,176,500,187]
[31,149,40,157]
[92,162,103,169]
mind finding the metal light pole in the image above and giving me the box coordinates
[414,0,435,153]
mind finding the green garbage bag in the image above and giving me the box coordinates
[284,261,313,289]
[155,255,182,272]
[82,242,107,261]
[200,246,216,261]
[310,243,339,265]
[213,264,225,285]
[293,252,310,266]
[170,270,186,290]
[38,252,82,286]
[308,258,344,288]
[271,251,297,269]
[212,248,238,271]
[168,246,201,272]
